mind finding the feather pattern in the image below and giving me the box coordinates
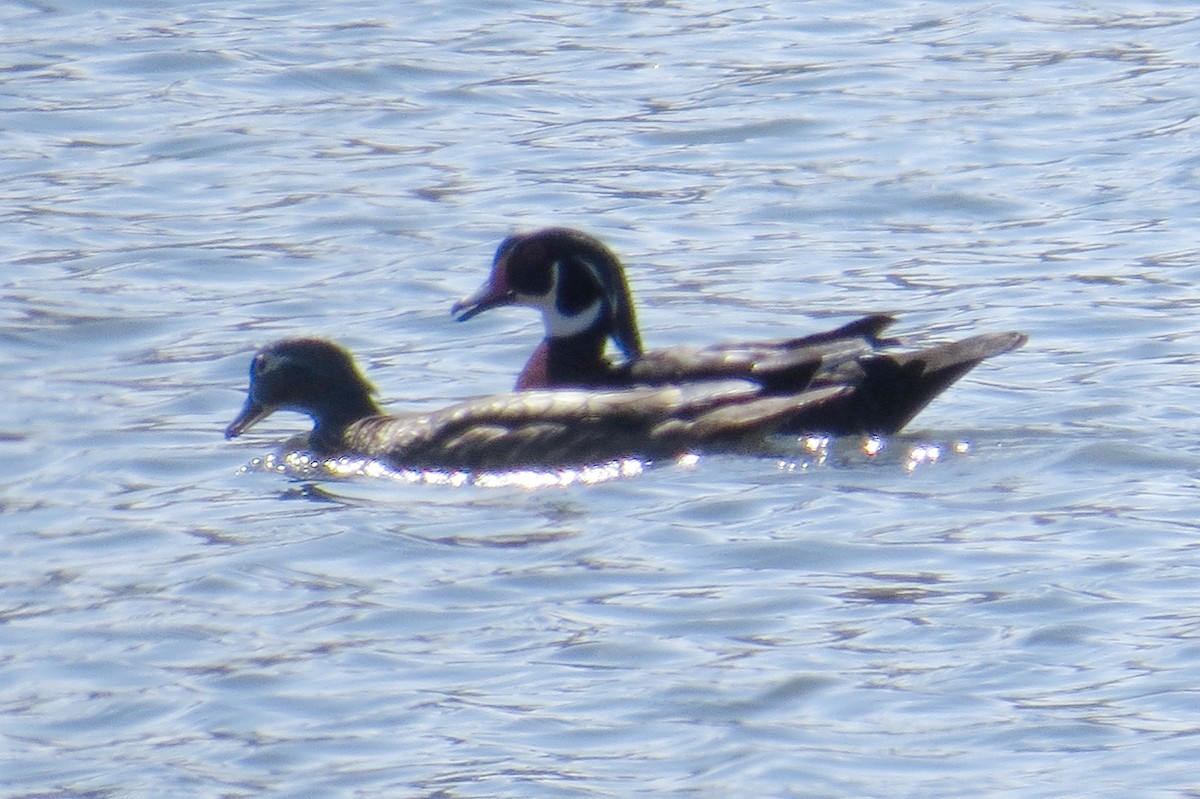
[226,339,850,471]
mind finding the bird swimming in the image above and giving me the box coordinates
[225,338,852,472]
[452,227,1026,434]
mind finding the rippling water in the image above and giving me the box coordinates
[3,1,1199,797]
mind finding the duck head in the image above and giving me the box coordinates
[225,338,382,444]
[452,228,644,360]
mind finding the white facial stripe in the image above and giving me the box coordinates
[544,298,602,338]
[577,254,622,321]
[512,288,602,338]
[512,260,603,339]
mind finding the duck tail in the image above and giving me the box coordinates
[852,331,1028,434]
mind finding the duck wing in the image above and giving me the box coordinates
[622,314,897,392]
[342,382,849,470]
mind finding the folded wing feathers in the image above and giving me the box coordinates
[335,328,1025,468]
[340,380,842,469]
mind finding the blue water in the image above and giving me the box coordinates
[3,1,1199,796]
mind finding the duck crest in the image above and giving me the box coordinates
[547,235,641,359]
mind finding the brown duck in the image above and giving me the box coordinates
[225,338,851,471]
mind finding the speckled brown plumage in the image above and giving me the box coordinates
[226,338,850,471]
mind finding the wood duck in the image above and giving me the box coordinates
[225,338,852,472]
[452,227,1027,434]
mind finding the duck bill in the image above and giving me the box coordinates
[225,398,272,439]
[451,278,514,322]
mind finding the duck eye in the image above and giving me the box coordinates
[508,242,553,295]
[253,353,271,376]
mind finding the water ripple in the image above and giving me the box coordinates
[2,1,1198,797]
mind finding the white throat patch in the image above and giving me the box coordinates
[544,297,602,338]
[515,260,604,339]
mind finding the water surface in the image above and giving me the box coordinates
[2,2,1199,797]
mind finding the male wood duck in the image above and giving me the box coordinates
[225,338,852,472]
[452,227,1027,434]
